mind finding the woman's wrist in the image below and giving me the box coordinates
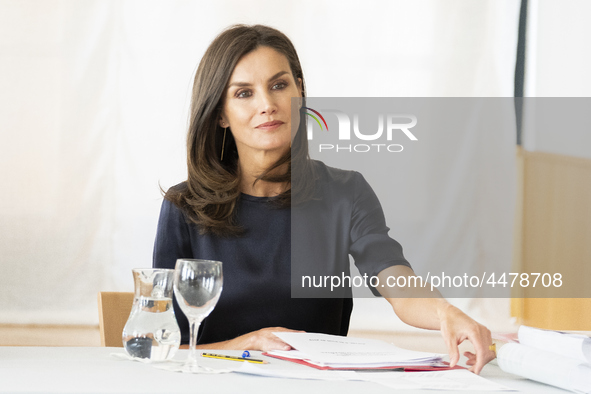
[236,332,254,350]
[435,298,456,324]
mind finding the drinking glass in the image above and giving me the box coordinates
[173,258,223,373]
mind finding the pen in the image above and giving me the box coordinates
[201,352,269,364]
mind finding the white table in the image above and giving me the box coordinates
[0,347,571,393]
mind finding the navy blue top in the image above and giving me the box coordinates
[153,161,410,345]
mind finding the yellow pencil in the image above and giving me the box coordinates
[201,352,269,364]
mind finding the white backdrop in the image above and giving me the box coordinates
[0,0,519,327]
[522,0,591,159]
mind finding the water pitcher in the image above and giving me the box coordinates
[122,268,181,361]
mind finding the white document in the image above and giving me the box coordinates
[272,332,442,366]
[236,361,514,391]
[518,325,591,364]
[498,343,591,394]
[268,349,447,369]
[359,369,516,391]
[235,362,361,381]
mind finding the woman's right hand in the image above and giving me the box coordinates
[237,327,303,352]
[193,326,304,352]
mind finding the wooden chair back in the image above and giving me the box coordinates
[97,292,134,347]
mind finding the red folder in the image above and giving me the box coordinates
[262,352,466,372]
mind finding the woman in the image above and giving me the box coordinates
[153,24,495,374]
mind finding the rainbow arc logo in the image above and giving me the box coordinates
[304,107,329,131]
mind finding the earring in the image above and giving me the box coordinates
[220,127,227,161]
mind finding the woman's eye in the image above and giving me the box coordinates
[273,82,287,90]
[236,90,252,98]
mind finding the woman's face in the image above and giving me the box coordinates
[219,46,302,159]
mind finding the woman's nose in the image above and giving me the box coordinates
[258,91,277,115]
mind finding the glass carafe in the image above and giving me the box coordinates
[122,268,181,361]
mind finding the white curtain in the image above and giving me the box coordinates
[0,0,519,326]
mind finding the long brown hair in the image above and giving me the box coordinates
[166,24,314,237]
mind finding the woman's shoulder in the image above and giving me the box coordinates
[160,181,190,215]
[166,181,188,194]
[162,181,189,204]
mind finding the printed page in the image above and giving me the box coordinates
[497,343,591,394]
[237,364,515,391]
[267,349,448,369]
[235,362,360,381]
[273,332,442,365]
[359,369,516,391]
[518,325,591,364]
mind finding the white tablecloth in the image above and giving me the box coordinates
[0,347,571,393]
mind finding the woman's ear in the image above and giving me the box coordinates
[219,116,228,128]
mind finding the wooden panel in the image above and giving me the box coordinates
[519,151,591,330]
[0,324,99,347]
[97,292,134,347]
[521,298,591,330]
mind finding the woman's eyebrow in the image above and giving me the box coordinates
[227,71,289,89]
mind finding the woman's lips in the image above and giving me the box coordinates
[256,120,284,130]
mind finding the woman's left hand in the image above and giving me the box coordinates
[378,265,496,374]
[437,303,496,374]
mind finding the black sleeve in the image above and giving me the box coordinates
[348,171,412,296]
[152,198,194,270]
[152,198,193,344]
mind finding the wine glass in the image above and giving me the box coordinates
[173,258,223,373]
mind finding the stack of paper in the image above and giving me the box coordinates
[235,363,515,391]
[266,332,450,370]
[497,325,591,394]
